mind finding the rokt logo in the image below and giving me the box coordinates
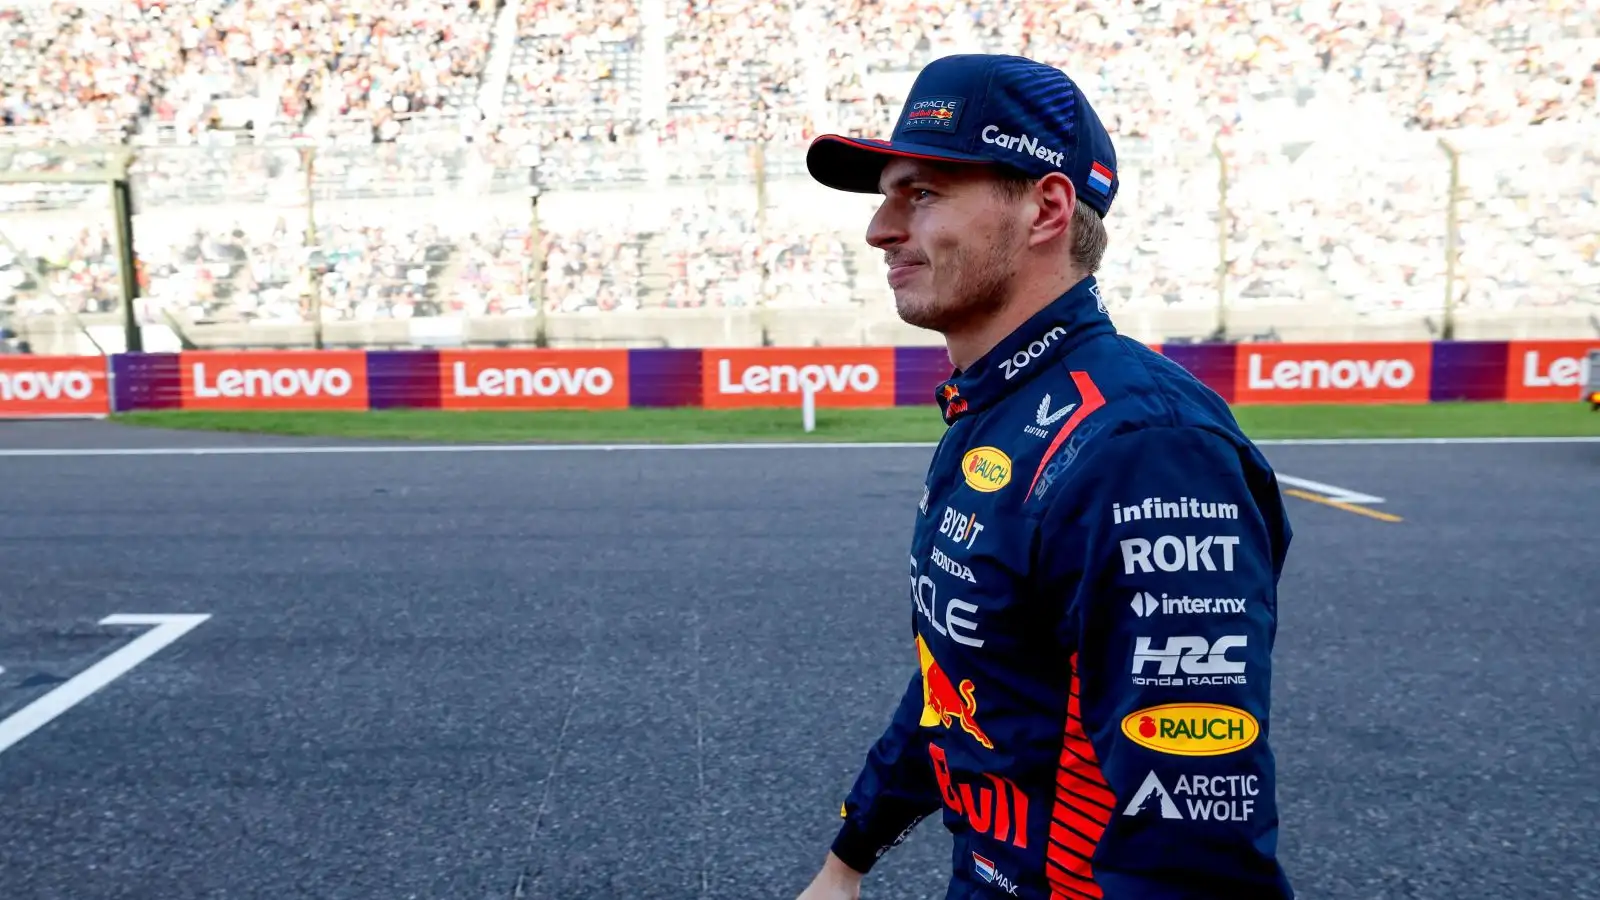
[1120,535,1241,574]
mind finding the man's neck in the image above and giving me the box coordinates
[944,267,1086,371]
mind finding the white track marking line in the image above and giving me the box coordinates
[1259,436,1600,446]
[1276,474,1385,505]
[0,613,210,758]
[0,435,1597,457]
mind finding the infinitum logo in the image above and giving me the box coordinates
[1113,497,1239,525]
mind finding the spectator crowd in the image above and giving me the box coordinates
[0,0,1594,329]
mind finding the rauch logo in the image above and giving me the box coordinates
[1119,702,1259,757]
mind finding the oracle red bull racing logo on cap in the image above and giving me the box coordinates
[918,635,993,749]
[903,96,964,132]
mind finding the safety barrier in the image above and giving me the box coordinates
[1,340,1595,418]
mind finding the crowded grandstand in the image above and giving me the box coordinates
[0,0,1595,352]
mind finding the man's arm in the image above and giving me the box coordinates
[827,664,945,875]
[1038,424,1295,898]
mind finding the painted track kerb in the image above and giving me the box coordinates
[1,436,1598,458]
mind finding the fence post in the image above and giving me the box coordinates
[110,148,142,354]
[299,145,325,350]
[1211,132,1229,342]
[753,137,773,347]
[1438,138,1461,341]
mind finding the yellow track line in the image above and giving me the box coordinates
[1282,488,1404,523]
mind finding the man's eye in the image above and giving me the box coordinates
[914,189,933,201]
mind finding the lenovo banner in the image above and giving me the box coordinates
[702,347,896,409]
[179,351,370,410]
[1233,343,1432,405]
[439,349,628,410]
[1504,340,1599,403]
[0,355,110,418]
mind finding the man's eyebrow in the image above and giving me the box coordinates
[880,171,936,194]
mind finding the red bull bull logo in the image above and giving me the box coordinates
[939,383,969,422]
[918,635,993,749]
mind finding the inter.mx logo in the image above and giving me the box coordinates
[1131,635,1248,687]
[1131,592,1247,618]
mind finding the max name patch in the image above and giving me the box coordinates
[903,97,964,132]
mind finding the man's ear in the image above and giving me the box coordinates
[1029,172,1076,250]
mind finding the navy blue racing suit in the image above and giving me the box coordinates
[830,275,1295,899]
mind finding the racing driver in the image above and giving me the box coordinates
[793,54,1297,899]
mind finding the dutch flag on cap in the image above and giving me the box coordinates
[1088,161,1114,195]
[973,852,997,882]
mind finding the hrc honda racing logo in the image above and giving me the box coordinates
[1131,635,1248,687]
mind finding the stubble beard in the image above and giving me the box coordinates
[895,222,1018,334]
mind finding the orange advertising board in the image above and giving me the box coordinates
[1233,342,1432,405]
[1504,340,1599,402]
[0,355,110,418]
[179,350,369,410]
[703,347,897,409]
[438,349,629,410]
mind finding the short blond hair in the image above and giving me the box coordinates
[992,171,1108,274]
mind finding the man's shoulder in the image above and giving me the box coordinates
[1015,335,1268,505]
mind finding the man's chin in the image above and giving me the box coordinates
[895,294,963,334]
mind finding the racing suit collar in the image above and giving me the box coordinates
[934,275,1115,424]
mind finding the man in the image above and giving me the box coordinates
[794,54,1295,900]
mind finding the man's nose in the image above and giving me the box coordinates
[866,201,906,251]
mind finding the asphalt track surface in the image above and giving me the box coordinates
[2,420,1597,900]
